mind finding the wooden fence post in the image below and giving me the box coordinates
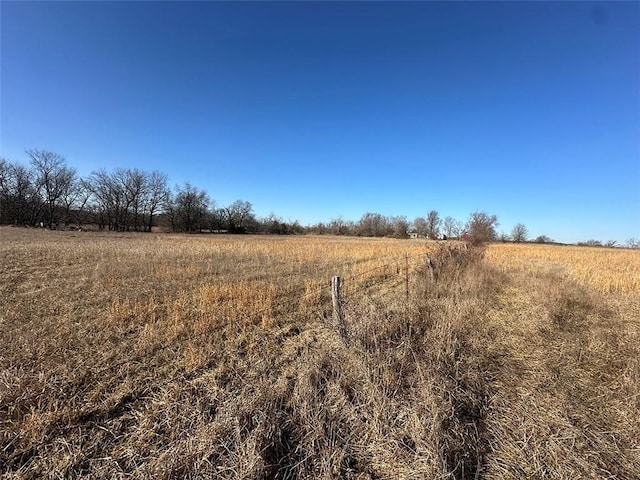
[405,252,410,301]
[331,276,346,339]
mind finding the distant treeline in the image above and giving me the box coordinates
[1,149,566,244]
[0,150,305,234]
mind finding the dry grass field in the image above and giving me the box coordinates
[1,227,639,479]
[486,243,640,295]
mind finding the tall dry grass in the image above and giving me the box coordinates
[485,242,640,294]
[1,228,638,479]
[482,242,640,478]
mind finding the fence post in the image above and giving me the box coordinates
[405,252,410,301]
[331,276,346,339]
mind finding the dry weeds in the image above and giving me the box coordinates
[1,228,638,479]
[485,243,640,294]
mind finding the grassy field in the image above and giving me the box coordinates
[1,227,638,479]
[486,242,640,295]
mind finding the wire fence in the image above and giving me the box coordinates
[3,250,438,413]
[0,238,483,477]
[1,246,474,466]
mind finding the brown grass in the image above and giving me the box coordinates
[485,242,640,294]
[1,228,638,479]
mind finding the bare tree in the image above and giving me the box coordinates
[425,210,441,239]
[85,168,170,231]
[412,216,428,237]
[535,235,553,244]
[119,168,146,231]
[171,182,210,232]
[87,169,123,230]
[0,160,44,226]
[59,177,91,226]
[0,159,13,224]
[209,207,226,232]
[144,171,170,232]
[466,211,498,242]
[0,158,8,199]
[357,212,390,237]
[259,214,303,235]
[443,216,463,239]
[626,238,639,249]
[27,149,76,228]
[308,221,328,235]
[222,200,255,233]
[73,179,94,226]
[327,216,355,236]
[390,216,409,238]
[579,240,603,247]
[511,223,528,243]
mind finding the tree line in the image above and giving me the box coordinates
[8,149,635,246]
[0,150,297,234]
[0,150,503,239]
[307,211,481,240]
[0,150,521,242]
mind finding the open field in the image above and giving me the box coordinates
[1,228,639,479]
[486,243,640,295]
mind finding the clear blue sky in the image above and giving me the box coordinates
[2,1,639,243]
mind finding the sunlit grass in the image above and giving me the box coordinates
[485,242,640,294]
[1,228,637,479]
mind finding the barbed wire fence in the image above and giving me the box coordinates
[2,249,455,416]
[1,245,477,468]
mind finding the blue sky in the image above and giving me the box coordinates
[1,1,638,243]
